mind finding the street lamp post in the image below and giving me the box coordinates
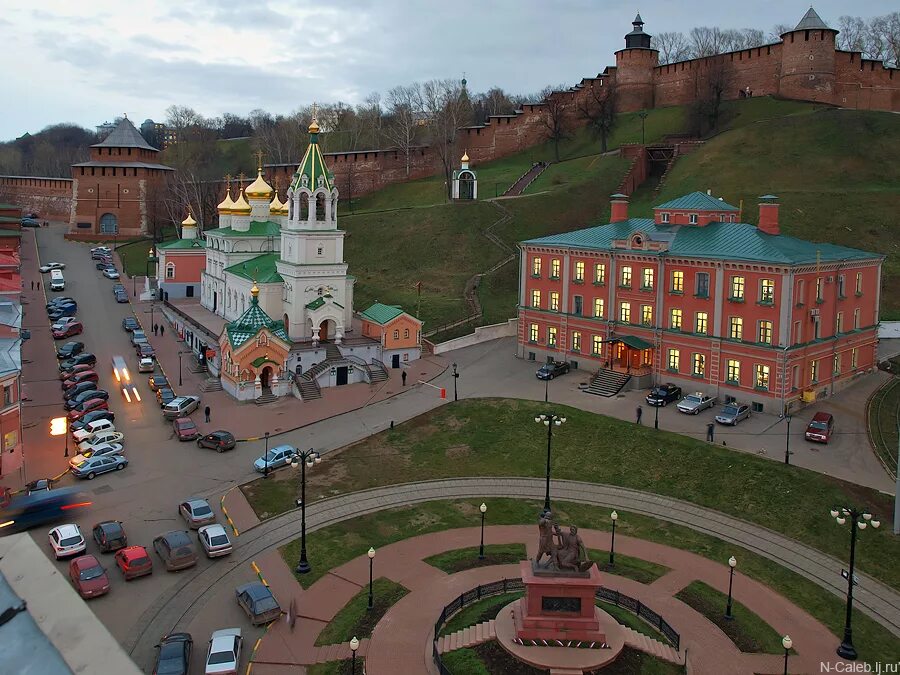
[350,636,359,674]
[638,110,649,144]
[609,510,618,566]
[263,432,271,478]
[534,413,566,512]
[50,417,68,457]
[177,350,189,387]
[291,448,322,574]
[782,635,792,675]
[784,415,792,465]
[654,402,659,430]
[451,362,459,401]
[367,547,375,609]
[478,503,487,559]
[724,555,737,620]
[831,506,880,660]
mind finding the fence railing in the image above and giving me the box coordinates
[432,579,679,673]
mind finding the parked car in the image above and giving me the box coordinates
[235,582,281,625]
[676,392,717,415]
[122,317,139,332]
[715,402,752,426]
[91,247,111,259]
[21,218,40,227]
[153,531,198,571]
[646,383,683,407]
[157,387,177,407]
[68,442,123,463]
[179,498,216,529]
[60,363,94,381]
[149,375,169,391]
[64,381,98,400]
[92,520,127,552]
[47,296,76,309]
[48,305,78,320]
[68,554,110,599]
[163,395,201,419]
[25,478,53,494]
[59,353,96,371]
[535,361,570,380]
[112,283,125,294]
[62,370,99,389]
[71,416,115,439]
[96,261,114,270]
[197,431,236,453]
[115,291,129,303]
[131,329,147,346]
[115,545,153,580]
[77,430,123,452]
[154,633,192,675]
[197,524,233,558]
[65,389,109,410]
[69,454,127,479]
[138,357,155,373]
[48,524,86,559]
[102,268,120,280]
[136,343,156,359]
[253,445,297,473]
[173,417,201,441]
[805,412,834,443]
[205,628,242,675]
[56,341,85,360]
[51,316,78,330]
[39,262,65,273]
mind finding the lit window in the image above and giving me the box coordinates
[641,305,653,325]
[689,214,698,224]
[592,335,603,355]
[851,348,858,369]
[726,359,740,383]
[816,277,823,301]
[551,259,561,279]
[529,323,539,342]
[730,276,744,300]
[550,292,560,311]
[755,364,770,389]
[667,349,680,371]
[620,266,632,287]
[853,308,860,329]
[532,257,542,276]
[670,308,682,330]
[642,268,654,289]
[619,302,631,323]
[671,270,684,293]
[661,212,670,223]
[531,290,541,308]
[729,317,743,340]
[760,279,775,304]
[548,326,558,347]
[810,359,819,383]
[572,331,581,352]
[593,298,604,318]
[836,312,843,334]
[695,312,708,334]
[574,261,585,282]
[833,354,841,376]
[595,264,606,284]
[855,272,862,295]
[758,320,773,344]
[692,353,705,376]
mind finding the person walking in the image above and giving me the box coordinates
[706,422,715,442]
[30,280,33,290]
[635,406,643,425]
[204,406,211,423]
[401,370,407,386]
[160,324,165,337]
[153,324,159,336]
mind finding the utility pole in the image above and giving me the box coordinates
[895,425,899,536]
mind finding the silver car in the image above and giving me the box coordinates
[198,524,233,558]
[163,395,201,420]
[179,498,216,529]
[676,392,716,414]
[715,403,752,425]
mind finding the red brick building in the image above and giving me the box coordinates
[517,191,882,414]
[69,117,173,238]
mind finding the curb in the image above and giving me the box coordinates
[250,560,268,587]
[220,486,240,537]
[245,619,278,675]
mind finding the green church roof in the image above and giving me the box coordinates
[360,302,406,325]
[225,253,282,283]
[655,191,740,212]
[225,293,289,349]
[205,221,281,238]
[158,238,205,250]
[289,124,333,193]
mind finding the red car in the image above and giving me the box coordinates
[173,417,201,441]
[59,364,93,381]
[62,370,99,389]
[115,545,153,580]
[69,554,110,599]
[53,322,84,339]
[68,398,109,421]
[805,412,835,443]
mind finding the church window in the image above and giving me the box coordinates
[317,246,324,256]
[318,287,324,296]
[300,194,309,220]
[166,263,175,279]
[404,328,409,339]
[393,329,399,339]
[301,175,309,187]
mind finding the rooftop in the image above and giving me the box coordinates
[158,238,205,251]
[72,161,174,171]
[0,338,21,377]
[655,191,740,212]
[792,7,831,32]
[91,117,158,152]
[225,295,288,349]
[0,301,22,329]
[225,253,282,284]
[205,221,281,238]
[360,302,407,325]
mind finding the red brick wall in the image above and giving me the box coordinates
[778,29,837,104]
[0,176,72,219]
[834,52,900,111]
[615,48,658,111]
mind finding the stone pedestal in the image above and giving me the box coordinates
[514,561,606,643]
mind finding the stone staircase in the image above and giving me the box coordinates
[502,162,549,196]
[585,369,631,397]
[255,389,277,405]
[199,377,222,393]
[621,626,683,664]
[188,358,208,374]
[436,620,496,654]
[324,342,342,360]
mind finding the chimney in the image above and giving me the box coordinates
[610,193,629,223]
[758,195,779,236]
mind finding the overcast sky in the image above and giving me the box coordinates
[2,1,895,142]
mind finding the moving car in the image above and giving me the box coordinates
[173,417,201,441]
[535,361,570,380]
[198,524,233,558]
[59,353,97,371]
[715,402,752,426]
[157,387,177,407]
[92,520,127,552]
[71,417,115,441]
[114,545,153,580]
[77,430,124,452]
[235,582,281,625]
[153,531,198,571]
[646,383,683,407]
[805,412,835,443]
[68,554,110,599]
[56,341,85,360]
[122,317,139,332]
[205,628,242,675]
[676,392,716,415]
[49,269,66,291]
[197,431,236,453]
[138,357,155,373]
[67,398,110,421]
[163,395,201,419]
[149,375,170,391]
[69,454,127,479]
[39,262,65,273]
[102,268,120,280]
[48,523,86,559]
[253,445,297,473]
[154,633,192,675]
[179,498,216,529]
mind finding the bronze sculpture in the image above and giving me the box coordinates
[533,512,594,574]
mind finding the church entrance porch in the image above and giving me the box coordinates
[260,366,273,391]
[610,336,653,376]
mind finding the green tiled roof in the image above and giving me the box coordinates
[289,128,333,193]
[250,356,279,368]
[158,238,205,250]
[360,302,406,325]
[205,221,281,238]
[655,191,739,212]
[225,295,289,348]
[524,218,880,265]
[225,253,282,283]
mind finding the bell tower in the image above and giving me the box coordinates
[614,13,658,112]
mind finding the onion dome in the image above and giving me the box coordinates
[181,210,197,227]
[232,188,251,215]
[308,117,320,134]
[245,168,274,200]
[269,193,284,214]
[217,188,235,214]
[251,282,260,298]
[461,150,469,162]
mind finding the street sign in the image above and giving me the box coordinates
[841,569,859,586]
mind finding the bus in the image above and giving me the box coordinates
[112,355,141,402]
[0,486,91,533]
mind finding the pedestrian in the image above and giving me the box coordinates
[401,370,407,386]
[204,406,211,423]
[36,281,40,290]
[635,406,643,425]
[30,280,33,290]
[153,323,159,336]
[160,325,165,337]
[706,422,715,442]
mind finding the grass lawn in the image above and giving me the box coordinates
[314,578,408,646]
[599,601,672,645]
[305,660,355,675]
[866,377,900,479]
[587,550,670,585]
[114,238,158,277]
[440,647,491,675]
[590,647,685,674]
[675,580,786,654]
[439,592,523,637]
[424,544,527,574]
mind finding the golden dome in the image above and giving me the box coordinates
[217,188,235,214]
[232,189,251,214]
[461,150,469,162]
[269,193,284,214]
[181,210,197,227]
[251,283,260,298]
[245,168,274,200]
[308,118,320,134]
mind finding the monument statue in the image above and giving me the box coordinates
[535,510,556,567]
[533,512,594,574]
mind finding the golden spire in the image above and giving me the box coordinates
[251,282,260,298]
[461,149,469,163]
[232,172,251,214]
[308,102,320,134]
[245,151,274,200]
[217,174,235,214]
[181,206,197,227]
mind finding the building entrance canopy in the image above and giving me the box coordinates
[614,335,653,350]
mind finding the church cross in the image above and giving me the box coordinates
[311,102,318,121]
[255,149,264,171]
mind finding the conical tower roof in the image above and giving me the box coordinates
[91,116,158,152]
[225,287,289,348]
[290,113,333,192]
[793,7,831,31]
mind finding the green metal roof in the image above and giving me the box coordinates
[617,335,653,350]
[524,218,880,265]
[250,356,279,368]
[225,253,282,283]
[225,295,289,349]
[289,128,333,193]
[654,191,739,212]
[305,295,343,311]
[205,221,281,238]
[158,238,205,250]
[360,302,406,325]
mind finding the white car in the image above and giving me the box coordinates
[205,628,242,675]
[48,524,86,559]
[138,357,155,373]
[102,269,120,280]
[77,431,125,453]
[72,419,116,442]
[198,524,233,558]
[52,317,78,330]
[39,262,66,273]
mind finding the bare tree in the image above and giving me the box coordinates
[654,31,691,64]
[578,82,617,153]
[837,15,868,52]
[689,27,727,58]
[355,93,383,150]
[384,83,422,177]
[876,12,900,66]
[538,85,573,162]
[769,24,791,42]
[689,57,730,136]
[421,78,471,199]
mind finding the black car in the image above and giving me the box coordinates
[197,431,236,453]
[59,353,97,371]
[96,261,113,270]
[21,218,40,227]
[157,387,176,407]
[65,389,109,410]
[115,292,129,303]
[536,361,570,380]
[64,381,97,400]
[149,375,169,391]
[56,341,85,360]
[47,297,76,309]
[154,632,192,675]
[646,383,683,407]
[122,317,139,332]
[93,520,128,552]
[70,410,115,432]
[48,304,77,318]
